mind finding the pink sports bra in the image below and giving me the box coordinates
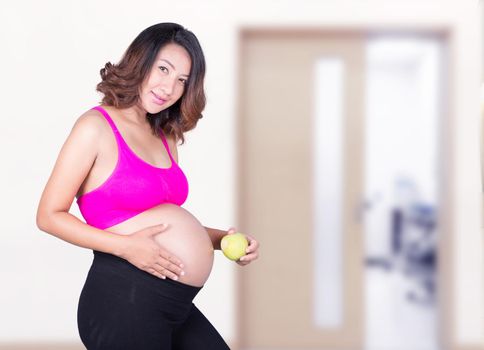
[76,106,189,230]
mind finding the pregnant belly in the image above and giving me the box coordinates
[106,203,214,287]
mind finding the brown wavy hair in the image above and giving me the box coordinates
[96,23,206,145]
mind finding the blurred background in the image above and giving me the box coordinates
[0,0,483,349]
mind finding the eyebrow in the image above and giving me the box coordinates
[159,58,190,77]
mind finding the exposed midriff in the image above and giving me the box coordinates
[106,203,214,287]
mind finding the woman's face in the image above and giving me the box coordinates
[138,43,191,114]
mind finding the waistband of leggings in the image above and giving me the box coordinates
[91,250,202,299]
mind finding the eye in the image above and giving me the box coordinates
[179,78,188,85]
[159,66,168,73]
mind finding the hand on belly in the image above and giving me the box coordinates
[107,203,214,287]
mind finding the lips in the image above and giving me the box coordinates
[151,91,167,105]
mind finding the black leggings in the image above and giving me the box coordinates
[77,251,230,350]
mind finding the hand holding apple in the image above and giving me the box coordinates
[223,227,260,265]
[221,233,248,261]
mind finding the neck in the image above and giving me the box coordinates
[120,103,149,126]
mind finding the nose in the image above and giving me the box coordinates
[160,77,176,97]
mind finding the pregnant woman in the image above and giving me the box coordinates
[36,23,259,349]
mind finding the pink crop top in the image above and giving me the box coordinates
[76,106,189,230]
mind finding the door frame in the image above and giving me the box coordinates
[233,26,453,350]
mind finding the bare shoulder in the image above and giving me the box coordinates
[36,108,110,215]
[60,108,114,163]
[70,108,109,138]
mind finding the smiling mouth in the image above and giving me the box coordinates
[151,91,167,104]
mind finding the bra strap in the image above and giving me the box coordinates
[92,106,119,133]
[160,132,176,162]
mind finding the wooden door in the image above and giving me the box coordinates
[236,30,366,349]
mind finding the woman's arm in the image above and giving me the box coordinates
[205,226,260,266]
[36,111,128,254]
[203,226,227,250]
[36,112,178,280]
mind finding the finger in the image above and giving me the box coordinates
[155,263,182,281]
[147,268,166,280]
[153,265,176,280]
[146,223,169,236]
[239,252,258,262]
[159,250,184,268]
[246,240,259,253]
[157,260,185,277]
[245,234,257,243]
[227,227,237,234]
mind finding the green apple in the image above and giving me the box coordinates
[221,233,248,261]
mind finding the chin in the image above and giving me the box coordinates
[146,107,164,115]
[143,103,169,115]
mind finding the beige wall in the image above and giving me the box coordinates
[0,0,482,348]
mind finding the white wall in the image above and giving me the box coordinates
[0,0,482,347]
[0,0,239,343]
